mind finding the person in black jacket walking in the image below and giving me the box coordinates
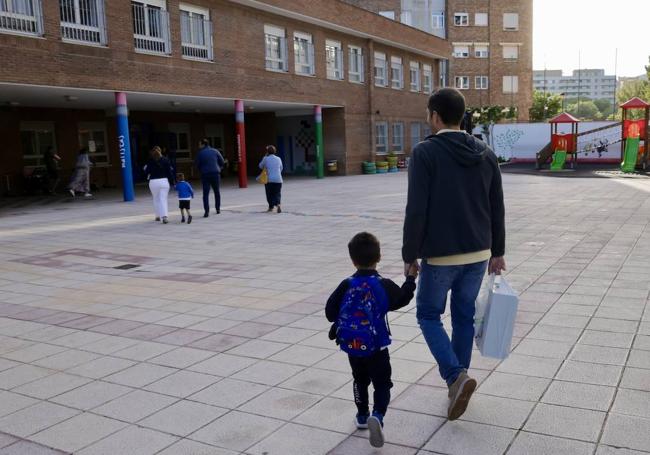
[144,146,175,224]
[402,88,506,421]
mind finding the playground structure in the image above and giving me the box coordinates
[620,97,650,172]
[536,97,650,172]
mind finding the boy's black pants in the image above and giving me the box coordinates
[348,348,393,416]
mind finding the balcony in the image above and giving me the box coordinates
[180,12,213,61]
[132,2,171,55]
[0,0,43,37]
[60,0,107,45]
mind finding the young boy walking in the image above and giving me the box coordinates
[175,173,194,224]
[326,232,418,448]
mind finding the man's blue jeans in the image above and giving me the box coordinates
[416,260,488,386]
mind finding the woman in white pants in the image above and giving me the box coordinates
[144,146,175,224]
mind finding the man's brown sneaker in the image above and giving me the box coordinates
[447,371,477,421]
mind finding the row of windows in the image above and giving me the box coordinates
[454,76,519,94]
[373,53,437,92]
[452,12,519,30]
[452,44,520,60]
[375,121,431,154]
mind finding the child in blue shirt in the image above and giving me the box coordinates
[175,173,194,224]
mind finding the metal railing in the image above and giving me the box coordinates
[132,2,170,55]
[180,13,213,61]
[0,0,43,36]
[60,0,107,45]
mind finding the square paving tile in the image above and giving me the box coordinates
[627,349,650,369]
[140,400,227,436]
[513,338,573,359]
[280,367,350,395]
[496,354,562,379]
[189,378,268,409]
[12,372,92,399]
[459,393,535,429]
[293,397,358,433]
[66,356,135,379]
[189,410,283,452]
[50,380,133,410]
[157,439,238,455]
[612,388,650,419]
[0,391,39,418]
[570,344,629,366]
[148,347,215,369]
[0,402,79,437]
[145,370,219,398]
[507,431,594,455]
[524,403,606,442]
[225,339,290,359]
[601,413,650,452]
[478,372,550,401]
[92,389,178,422]
[541,380,615,411]
[247,422,348,455]
[620,367,650,392]
[0,440,69,454]
[77,425,178,455]
[104,362,177,388]
[30,413,126,453]
[0,364,55,389]
[187,353,256,377]
[231,360,304,386]
[422,420,516,455]
[556,361,623,386]
[239,387,321,420]
[578,330,635,349]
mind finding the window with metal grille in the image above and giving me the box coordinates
[264,24,287,72]
[180,4,212,61]
[60,0,106,45]
[0,0,43,36]
[326,39,343,80]
[132,0,171,55]
[348,45,364,83]
[294,32,314,75]
[409,61,420,92]
[374,52,388,87]
[391,56,403,89]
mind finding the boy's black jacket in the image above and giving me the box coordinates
[402,132,505,264]
[325,270,416,323]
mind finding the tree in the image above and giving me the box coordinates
[567,100,599,120]
[529,91,563,122]
[593,98,615,119]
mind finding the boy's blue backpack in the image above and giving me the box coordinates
[336,275,390,357]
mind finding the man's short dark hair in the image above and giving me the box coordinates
[200,138,210,147]
[427,88,466,126]
[348,232,380,267]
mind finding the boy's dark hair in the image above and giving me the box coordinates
[176,173,185,181]
[348,232,381,267]
[427,88,466,126]
[200,138,210,147]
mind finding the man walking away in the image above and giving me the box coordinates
[195,138,225,217]
[402,88,506,421]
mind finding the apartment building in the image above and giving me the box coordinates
[533,69,617,100]
[0,0,448,194]
[344,0,533,120]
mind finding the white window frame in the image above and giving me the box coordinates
[374,51,388,87]
[179,3,212,61]
[409,61,421,92]
[20,121,56,168]
[348,45,364,83]
[453,45,469,58]
[431,13,444,30]
[474,44,489,58]
[503,13,519,31]
[391,56,403,90]
[475,76,489,90]
[60,0,108,45]
[264,24,288,72]
[455,76,469,90]
[131,0,171,55]
[325,39,344,81]
[0,0,44,37]
[453,12,468,26]
[293,31,315,76]
[410,122,421,148]
[391,122,404,153]
[422,63,432,93]
[375,121,388,154]
[503,75,519,93]
[475,12,488,26]
[78,122,109,166]
[502,44,519,60]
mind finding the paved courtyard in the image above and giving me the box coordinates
[0,170,650,455]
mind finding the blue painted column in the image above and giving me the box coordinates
[115,92,135,201]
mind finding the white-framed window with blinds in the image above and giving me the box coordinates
[503,13,519,30]
[294,31,315,75]
[78,122,108,165]
[348,45,364,83]
[392,122,404,152]
[179,3,212,61]
[374,51,388,87]
[391,56,403,89]
[455,75,469,90]
[453,12,468,26]
[131,0,171,55]
[409,61,420,92]
[20,121,56,167]
[422,64,432,93]
[474,44,489,58]
[453,45,469,58]
[502,44,519,60]
[503,75,519,93]
[325,39,343,80]
[375,121,388,154]
[0,0,44,36]
[60,0,108,45]
[264,24,287,72]
[474,12,488,26]
[410,122,421,148]
[475,75,488,90]
[431,13,444,30]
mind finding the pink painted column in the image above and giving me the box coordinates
[235,100,248,188]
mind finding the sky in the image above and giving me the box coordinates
[533,0,649,77]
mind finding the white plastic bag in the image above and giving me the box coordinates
[475,275,518,359]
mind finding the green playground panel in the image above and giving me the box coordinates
[621,137,640,173]
[550,150,567,171]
